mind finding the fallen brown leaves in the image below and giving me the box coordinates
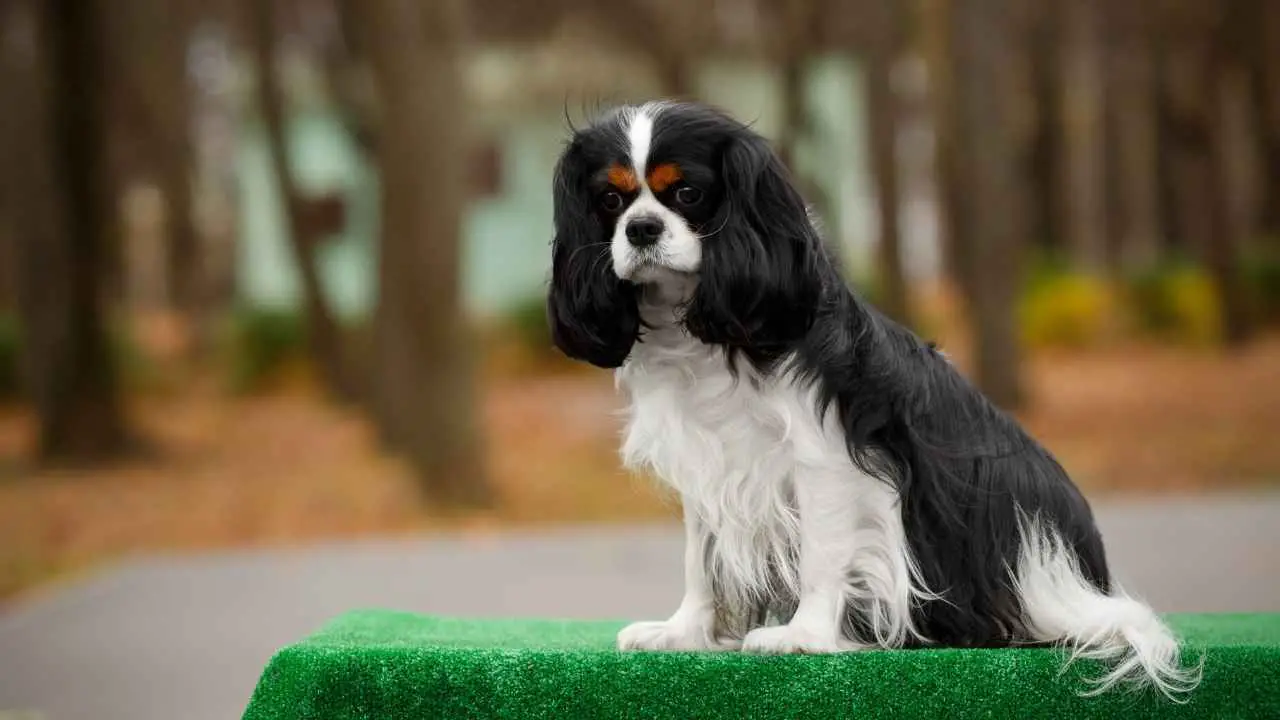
[1,338,1278,600]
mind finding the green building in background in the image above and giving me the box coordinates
[231,50,889,323]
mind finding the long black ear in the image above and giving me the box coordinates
[683,131,822,361]
[546,145,640,368]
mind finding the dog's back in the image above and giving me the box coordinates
[799,300,1196,696]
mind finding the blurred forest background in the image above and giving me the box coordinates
[1,0,1278,600]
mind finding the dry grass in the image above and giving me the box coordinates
[1018,340,1280,491]
[2,337,1279,600]
[0,369,670,599]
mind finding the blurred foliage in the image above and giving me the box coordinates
[110,318,164,394]
[505,293,553,357]
[1020,270,1118,350]
[494,258,1262,361]
[490,294,555,373]
[223,307,308,393]
[1242,247,1280,327]
[845,274,939,340]
[849,273,887,315]
[484,293,589,376]
[0,313,19,400]
[1017,251,1242,350]
[0,314,163,401]
[1125,263,1222,348]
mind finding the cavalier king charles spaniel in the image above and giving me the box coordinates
[546,100,1200,700]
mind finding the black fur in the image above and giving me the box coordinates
[550,101,1111,649]
[547,116,641,368]
[642,104,824,363]
[794,287,1110,646]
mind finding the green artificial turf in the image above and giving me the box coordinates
[243,611,1280,719]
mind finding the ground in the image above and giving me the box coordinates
[2,337,1279,600]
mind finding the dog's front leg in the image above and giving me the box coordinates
[617,501,740,651]
[742,468,858,654]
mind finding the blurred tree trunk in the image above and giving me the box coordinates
[114,1,200,323]
[0,0,35,315]
[864,0,909,325]
[115,1,205,353]
[0,0,20,313]
[1055,0,1108,273]
[0,225,11,314]
[646,0,698,99]
[656,56,693,98]
[251,0,361,402]
[1161,0,1257,346]
[357,0,491,508]
[1206,0,1259,346]
[775,0,813,170]
[159,111,198,322]
[951,0,1024,408]
[777,57,804,171]
[326,0,381,156]
[585,0,698,100]
[1158,25,1214,262]
[921,0,976,305]
[151,4,200,339]
[1023,5,1060,257]
[1106,1,1163,272]
[1253,0,1280,240]
[12,0,134,461]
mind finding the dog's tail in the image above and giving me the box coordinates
[1013,515,1204,702]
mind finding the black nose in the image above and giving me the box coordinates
[625,216,665,247]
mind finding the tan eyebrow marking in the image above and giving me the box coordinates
[607,164,639,192]
[647,163,682,193]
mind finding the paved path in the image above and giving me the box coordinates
[1,491,1278,720]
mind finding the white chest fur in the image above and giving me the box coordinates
[616,322,838,608]
[613,296,929,648]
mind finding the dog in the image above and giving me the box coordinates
[546,100,1200,699]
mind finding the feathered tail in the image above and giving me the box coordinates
[1013,515,1204,701]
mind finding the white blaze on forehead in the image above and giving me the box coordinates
[612,102,700,282]
[626,104,658,183]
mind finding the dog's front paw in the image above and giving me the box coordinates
[617,618,740,652]
[742,624,851,655]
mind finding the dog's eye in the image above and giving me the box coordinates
[600,191,624,213]
[674,185,703,206]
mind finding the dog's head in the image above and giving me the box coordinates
[547,101,823,368]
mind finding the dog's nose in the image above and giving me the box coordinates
[625,216,665,247]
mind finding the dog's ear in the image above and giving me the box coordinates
[546,144,640,368]
[682,131,822,360]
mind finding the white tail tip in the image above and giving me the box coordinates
[1014,515,1204,702]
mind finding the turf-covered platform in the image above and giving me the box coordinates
[243,610,1280,719]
